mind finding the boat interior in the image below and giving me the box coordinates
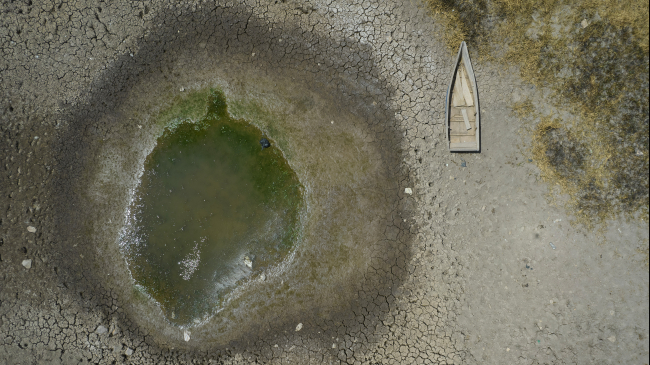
[449,60,478,151]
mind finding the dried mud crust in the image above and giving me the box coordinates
[1,1,648,365]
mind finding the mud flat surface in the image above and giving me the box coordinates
[1,0,648,364]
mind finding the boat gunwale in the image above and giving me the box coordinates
[445,41,480,152]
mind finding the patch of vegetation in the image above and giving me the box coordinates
[427,0,649,226]
[532,118,612,223]
[155,89,211,129]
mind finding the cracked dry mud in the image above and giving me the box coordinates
[1,1,648,364]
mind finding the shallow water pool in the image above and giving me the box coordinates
[120,90,303,326]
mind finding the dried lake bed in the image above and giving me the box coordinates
[1,0,647,364]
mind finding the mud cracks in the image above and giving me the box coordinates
[51,3,414,353]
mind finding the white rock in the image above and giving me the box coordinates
[404,188,413,195]
[22,259,32,269]
[608,335,616,343]
[27,226,36,233]
[295,323,303,331]
[183,330,191,342]
[260,273,266,281]
[581,19,589,28]
[95,325,108,334]
[243,256,253,268]
[125,348,134,356]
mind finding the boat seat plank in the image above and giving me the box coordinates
[452,74,466,107]
[461,108,472,130]
[450,108,476,121]
[450,141,479,150]
[450,116,476,123]
[460,135,475,143]
[460,66,474,106]
[450,121,476,136]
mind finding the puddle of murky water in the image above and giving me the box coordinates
[120,89,303,326]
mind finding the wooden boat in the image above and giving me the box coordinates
[446,41,480,152]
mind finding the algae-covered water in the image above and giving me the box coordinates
[120,90,303,326]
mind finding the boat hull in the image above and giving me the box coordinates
[445,41,480,152]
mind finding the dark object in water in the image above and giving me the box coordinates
[260,138,271,149]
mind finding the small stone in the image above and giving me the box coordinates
[404,188,413,195]
[125,348,134,356]
[295,323,303,331]
[179,87,185,92]
[243,256,253,268]
[27,226,36,233]
[95,325,108,334]
[260,273,266,281]
[183,330,191,342]
[449,176,454,180]
[581,19,589,28]
[332,343,337,348]
[607,335,616,343]
[22,259,32,269]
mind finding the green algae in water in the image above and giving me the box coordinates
[121,90,303,326]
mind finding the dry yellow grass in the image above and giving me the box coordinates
[426,0,649,226]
